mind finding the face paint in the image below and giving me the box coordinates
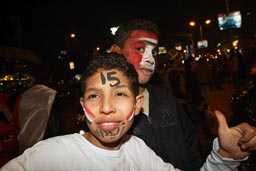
[100,71,121,87]
[126,105,135,122]
[138,38,158,72]
[140,44,156,72]
[84,104,135,124]
[139,37,158,45]
[83,105,95,123]
[100,72,106,85]
[122,31,158,70]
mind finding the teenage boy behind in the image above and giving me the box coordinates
[109,18,256,170]
[110,18,203,170]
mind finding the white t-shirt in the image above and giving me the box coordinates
[1,134,243,171]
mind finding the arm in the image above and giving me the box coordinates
[200,110,256,171]
[215,110,256,159]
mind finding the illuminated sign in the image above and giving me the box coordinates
[218,11,242,30]
[197,40,208,49]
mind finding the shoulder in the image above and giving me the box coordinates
[123,136,155,154]
[1,134,84,170]
[126,135,147,145]
[146,83,177,101]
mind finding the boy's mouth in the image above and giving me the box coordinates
[141,68,153,76]
[98,122,120,131]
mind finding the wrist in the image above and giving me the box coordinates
[217,148,232,158]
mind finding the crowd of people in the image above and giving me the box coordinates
[0,18,256,171]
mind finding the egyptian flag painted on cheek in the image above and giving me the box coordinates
[83,105,135,123]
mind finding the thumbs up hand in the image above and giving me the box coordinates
[215,110,256,159]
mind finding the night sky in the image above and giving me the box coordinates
[2,0,256,61]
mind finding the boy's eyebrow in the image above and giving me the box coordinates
[138,38,158,46]
[114,84,130,89]
[85,84,130,92]
[85,87,99,92]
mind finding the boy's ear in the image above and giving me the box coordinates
[79,97,84,108]
[110,44,122,54]
[134,94,144,116]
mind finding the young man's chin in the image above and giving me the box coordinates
[139,79,150,85]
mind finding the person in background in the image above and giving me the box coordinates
[14,63,65,154]
[2,53,256,171]
[0,92,17,167]
[166,50,190,112]
[184,57,214,142]
[193,58,213,100]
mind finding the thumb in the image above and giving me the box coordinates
[215,110,229,132]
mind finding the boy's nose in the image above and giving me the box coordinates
[100,97,115,114]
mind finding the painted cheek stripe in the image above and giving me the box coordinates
[83,106,95,123]
[126,106,135,122]
[83,105,135,123]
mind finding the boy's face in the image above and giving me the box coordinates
[80,69,143,150]
[118,30,158,85]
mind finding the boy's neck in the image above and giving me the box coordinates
[139,86,145,94]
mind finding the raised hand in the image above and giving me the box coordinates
[215,110,256,159]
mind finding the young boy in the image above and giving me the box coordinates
[1,53,255,171]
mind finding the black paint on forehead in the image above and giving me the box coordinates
[100,71,121,87]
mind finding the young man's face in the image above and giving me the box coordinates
[120,30,158,85]
[80,69,143,149]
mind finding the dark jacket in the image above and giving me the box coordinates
[130,84,202,171]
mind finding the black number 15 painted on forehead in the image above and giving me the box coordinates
[100,71,121,87]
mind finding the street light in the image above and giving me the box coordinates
[189,19,211,40]
[189,19,212,56]
[70,33,76,38]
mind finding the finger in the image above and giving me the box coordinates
[238,127,256,150]
[247,143,256,151]
[240,139,256,151]
[215,110,229,133]
[238,123,256,142]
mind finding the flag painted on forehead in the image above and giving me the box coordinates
[100,71,120,87]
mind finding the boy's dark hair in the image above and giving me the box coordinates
[80,53,139,97]
[114,19,159,48]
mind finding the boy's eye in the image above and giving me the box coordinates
[116,92,127,97]
[136,47,145,53]
[87,94,98,99]
[152,48,159,57]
